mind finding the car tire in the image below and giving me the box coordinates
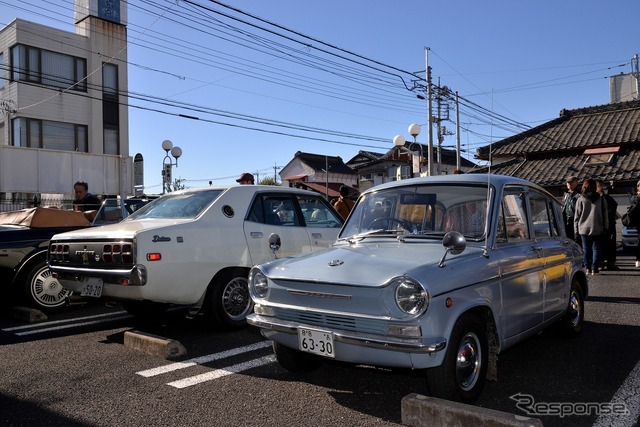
[557,279,584,337]
[121,301,169,321]
[426,313,488,404]
[23,260,71,312]
[206,269,252,330]
[272,341,322,374]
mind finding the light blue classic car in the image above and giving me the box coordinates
[247,174,588,403]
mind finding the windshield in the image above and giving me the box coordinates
[339,183,492,241]
[92,198,155,225]
[127,190,223,220]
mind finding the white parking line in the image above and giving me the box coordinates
[14,315,132,336]
[136,341,272,377]
[1,310,129,332]
[167,355,276,389]
[592,358,640,427]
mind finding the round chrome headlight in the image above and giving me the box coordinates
[249,268,269,298]
[394,277,429,315]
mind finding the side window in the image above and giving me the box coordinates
[297,195,342,228]
[257,195,300,227]
[247,196,265,223]
[528,191,560,239]
[499,191,529,243]
[529,193,551,239]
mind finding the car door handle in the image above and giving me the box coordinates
[250,232,263,238]
[311,233,323,239]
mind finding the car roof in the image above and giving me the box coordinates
[361,174,541,195]
[165,185,326,198]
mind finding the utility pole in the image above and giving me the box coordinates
[272,163,282,184]
[455,91,461,171]
[425,47,434,177]
[634,54,640,101]
[436,78,442,175]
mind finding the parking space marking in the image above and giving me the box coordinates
[1,311,129,332]
[13,315,132,336]
[136,341,272,377]
[2,311,131,336]
[593,358,640,427]
[167,355,276,389]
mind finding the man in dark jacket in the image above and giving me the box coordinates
[73,181,102,212]
[597,181,619,270]
[562,176,580,243]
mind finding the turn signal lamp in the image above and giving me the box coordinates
[147,253,161,261]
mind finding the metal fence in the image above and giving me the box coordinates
[0,196,76,213]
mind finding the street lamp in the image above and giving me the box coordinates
[393,123,423,178]
[161,139,182,194]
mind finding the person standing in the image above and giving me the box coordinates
[574,179,608,275]
[72,181,101,212]
[597,181,619,270]
[562,176,580,243]
[236,173,255,185]
[626,180,640,268]
[333,185,354,220]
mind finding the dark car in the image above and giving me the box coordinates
[0,197,153,312]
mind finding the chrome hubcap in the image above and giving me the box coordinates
[222,277,251,320]
[456,332,481,391]
[568,290,582,327]
[32,266,70,308]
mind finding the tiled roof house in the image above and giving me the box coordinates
[279,151,358,199]
[474,100,640,197]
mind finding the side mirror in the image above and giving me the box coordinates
[443,231,466,254]
[439,231,466,268]
[268,233,281,258]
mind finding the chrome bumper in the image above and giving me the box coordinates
[246,313,447,354]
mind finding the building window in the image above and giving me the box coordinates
[10,45,86,91]
[583,147,619,166]
[102,63,119,155]
[103,127,119,155]
[12,118,87,151]
[0,52,4,88]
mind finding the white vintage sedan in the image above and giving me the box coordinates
[247,174,587,403]
[48,186,343,329]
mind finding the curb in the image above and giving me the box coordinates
[123,330,187,360]
[9,306,47,323]
[401,393,543,427]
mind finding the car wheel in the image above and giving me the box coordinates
[206,269,252,330]
[121,301,169,321]
[273,341,322,374]
[23,260,71,311]
[557,279,584,337]
[426,313,488,404]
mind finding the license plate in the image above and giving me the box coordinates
[297,327,335,358]
[81,277,103,298]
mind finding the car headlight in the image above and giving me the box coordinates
[393,276,429,315]
[249,267,269,298]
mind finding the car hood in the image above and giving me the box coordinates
[50,219,190,240]
[261,239,485,289]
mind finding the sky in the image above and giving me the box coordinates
[2,0,639,192]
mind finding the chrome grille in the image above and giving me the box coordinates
[273,307,387,335]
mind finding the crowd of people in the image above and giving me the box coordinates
[563,176,640,274]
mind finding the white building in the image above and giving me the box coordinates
[0,0,131,206]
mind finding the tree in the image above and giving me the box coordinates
[259,177,279,186]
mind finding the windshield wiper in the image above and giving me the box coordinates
[344,228,403,243]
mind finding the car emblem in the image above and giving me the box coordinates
[328,259,344,267]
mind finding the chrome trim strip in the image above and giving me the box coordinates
[247,314,446,353]
[286,290,352,299]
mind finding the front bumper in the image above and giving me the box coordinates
[247,313,447,369]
